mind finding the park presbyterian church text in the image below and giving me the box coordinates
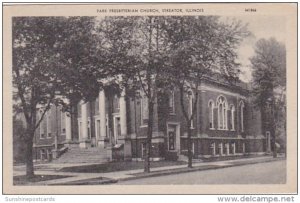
[96,8,204,13]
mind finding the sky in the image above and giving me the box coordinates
[231,15,286,82]
[95,15,286,83]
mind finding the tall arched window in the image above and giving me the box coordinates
[240,100,245,132]
[229,105,235,131]
[208,100,214,129]
[217,96,228,130]
[169,91,175,114]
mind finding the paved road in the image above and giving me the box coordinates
[117,160,286,184]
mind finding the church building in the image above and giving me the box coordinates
[31,75,269,162]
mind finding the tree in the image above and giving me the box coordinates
[53,17,107,144]
[133,16,170,172]
[96,16,139,149]
[13,116,27,163]
[163,16,249,167]
[98,16,169,172]
[13,16,114,177]
[250,38,286,158]
[12,17,65,177]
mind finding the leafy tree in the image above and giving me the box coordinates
[13,116,27,163]
[98,16,169,172]
[132,16,170,172]
[53,17,107,143]
[163,16,249,167]
[12,17,65,177]
[250,38,286,158]
[13,16,116,178]
[96,16,137,148]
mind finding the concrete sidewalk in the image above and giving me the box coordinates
[14,155,285,185]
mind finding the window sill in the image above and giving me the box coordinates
[140,125,148,128]
[209,128,216,130]
[169,113,176,115]
[217,128,229,131]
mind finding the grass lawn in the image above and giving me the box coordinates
[60,161,187,173]
[13,175,72,185]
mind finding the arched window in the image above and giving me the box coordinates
[208,100,214,129]
[169,91,175,114]
[229,105,235,131]
[240,100,245,132]
[217,96,228,130]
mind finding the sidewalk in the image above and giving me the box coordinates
[14,155,285,185]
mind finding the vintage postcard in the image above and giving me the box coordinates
[2,3,297,194]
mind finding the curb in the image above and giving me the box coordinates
[49,177,118,185]
[116,157,285,183]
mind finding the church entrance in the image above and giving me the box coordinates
[167,123,180,152]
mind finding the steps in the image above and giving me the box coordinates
[52,146,109,164]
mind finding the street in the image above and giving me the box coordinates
[117,160,286,184]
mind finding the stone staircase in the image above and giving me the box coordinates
[52,146,109,164]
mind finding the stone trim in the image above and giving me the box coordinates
[198,84,247,99]
[33,144,54,148]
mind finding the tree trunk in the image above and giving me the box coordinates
[144,99,154,173]
[271,127,277,158]
[187,123,193,168]
[270,100,277,158]
[178,86,196,168]
[25,130,34,178]
[70,101,79,141]
[108,96,114,145]
[89,101,95,144]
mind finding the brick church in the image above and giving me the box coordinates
[30,75,270,163]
